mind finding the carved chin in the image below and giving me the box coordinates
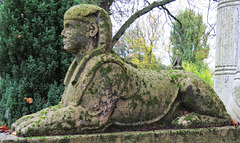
[64,46,70,51]
[64,46,77,53]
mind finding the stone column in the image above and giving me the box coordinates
[227,59,240,121]
[215,0,240,107]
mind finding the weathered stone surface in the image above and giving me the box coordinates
[215,0,240,122]
[215,0,240,106]
[11,49,231,136]
[2,126,240,143]
[227,59,240,122]
[11,4,231,137]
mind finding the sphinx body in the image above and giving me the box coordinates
[11,47,230,136]
[11,4,231,137]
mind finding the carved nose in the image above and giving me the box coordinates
[61,30,66,38]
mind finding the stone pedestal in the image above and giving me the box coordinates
[2,126,240,143]
[215,0,240,107]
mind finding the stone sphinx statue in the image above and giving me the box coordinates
[11,4,231,137]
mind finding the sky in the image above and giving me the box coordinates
[110,0,218,70]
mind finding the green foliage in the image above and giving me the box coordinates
[114,14,166,71]
[170,9,213,87]
[170,9,210,69]
[0,0,76,126]
[73,0,104,5]
[127,36,164,71]
[182,61,213,87]
[43,81,64,109]
[115,31,166,71]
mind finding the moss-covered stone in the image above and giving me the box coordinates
[4,126,240,143]
[10,4,231,137]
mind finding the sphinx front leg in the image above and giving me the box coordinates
[11,104,112,137]
[11,105,80,136]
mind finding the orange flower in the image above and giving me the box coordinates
[24,97,33,104]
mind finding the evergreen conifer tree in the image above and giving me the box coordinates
[0,0,76,126]
[170,9,210,70]
[170,9,213,86]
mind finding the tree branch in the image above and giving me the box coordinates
[145,0,181,28]
[161,6,182,29]
[112,0,176,45]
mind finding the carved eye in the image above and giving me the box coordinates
[65,23,73,30]
[65,23,69,28]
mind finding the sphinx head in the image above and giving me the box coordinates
[61,4,112,54]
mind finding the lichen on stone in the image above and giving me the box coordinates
[10,4,231,137]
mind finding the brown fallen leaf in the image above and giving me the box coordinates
[24,97,33,104]
[0,123,9,132]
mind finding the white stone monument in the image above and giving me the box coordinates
[215,0,240,121]
[227,59,240,121]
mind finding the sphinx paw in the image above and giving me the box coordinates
[172,113,201,128]
[11,114,33,133]
[12,115,44,137]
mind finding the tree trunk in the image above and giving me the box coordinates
[100,0,114,13]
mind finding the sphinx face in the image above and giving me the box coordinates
[61,20,90,54]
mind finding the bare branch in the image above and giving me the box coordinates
[161,6,182,29]
[206,0,216,34]
[112,0,176,45]
[145,0,182,30]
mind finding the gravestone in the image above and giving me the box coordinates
[215,0,240,121]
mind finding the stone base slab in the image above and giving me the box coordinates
[1,126,240,143]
